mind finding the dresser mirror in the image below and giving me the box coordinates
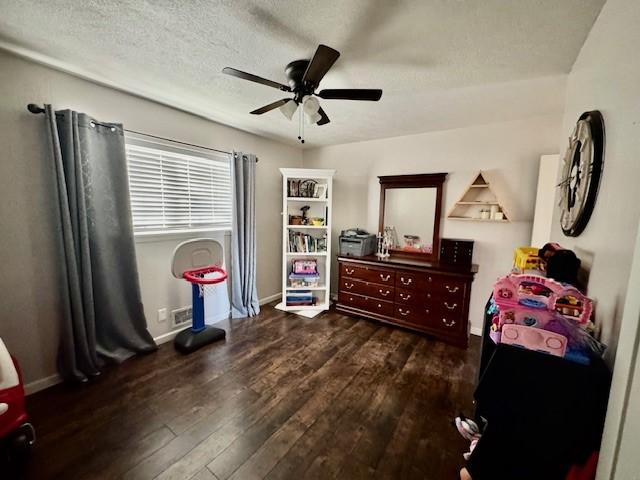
[378,173,447,260]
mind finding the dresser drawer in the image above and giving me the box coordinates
[338,292,394,317]
[339,279,394,300]
[395,305,430,326]
[437,298,464,317]
[428,275,467,299]
[395,270,429,291]
[395,287,425,307]
[428,312,465,336]
[340,262,395,286]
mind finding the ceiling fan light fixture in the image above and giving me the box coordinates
[279,99,298,120]
[305,111,322,124]
[302,95,322,124]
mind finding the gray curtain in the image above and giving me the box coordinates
[45,105,156,383]
[231,152,260,318]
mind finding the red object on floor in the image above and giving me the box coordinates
[0,339,28,440]
[565,452,599,480]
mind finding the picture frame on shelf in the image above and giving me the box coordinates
[313,184,327,199]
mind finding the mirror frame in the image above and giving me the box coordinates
[378,173,447,261]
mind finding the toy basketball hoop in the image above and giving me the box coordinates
[183,265,227,298]
[171,239,228,353]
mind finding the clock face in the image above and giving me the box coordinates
[559,111,605,237]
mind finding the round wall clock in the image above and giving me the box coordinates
[558,110,605,237]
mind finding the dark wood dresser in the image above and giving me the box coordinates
[336,255,478,347]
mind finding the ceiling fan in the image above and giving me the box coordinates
[222,44,382,143]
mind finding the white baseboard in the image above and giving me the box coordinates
[260,292,281,306]
[25,373,62,396]
[470,325,483,337]
[153,327,189,345]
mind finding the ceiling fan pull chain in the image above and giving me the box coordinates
[298,107,304,144]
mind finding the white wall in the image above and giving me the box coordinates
[542,0,640,477]
[530,154,560,246]
[0,50,302,388]
[303,114,562,333]
[550,0,640,361]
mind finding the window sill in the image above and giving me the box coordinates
[134,227,231,244]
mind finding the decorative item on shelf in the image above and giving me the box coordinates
[313,184,327,199]
[403,234,421,251]
[558,111,604,237]
[311,217,325,226]
[287,179,318,198]
[300,205,311,224]
[376,230,392,259]
[447,171,512,222]
[289,215,304,225]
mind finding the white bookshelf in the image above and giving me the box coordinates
[278,168,335,315]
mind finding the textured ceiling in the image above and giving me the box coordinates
[0,0,604,147]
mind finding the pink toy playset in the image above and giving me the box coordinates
[493,274,592,328]
[490,273,599,361]
[500,324,568,357]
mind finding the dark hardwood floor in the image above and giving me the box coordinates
[25,304,480,480]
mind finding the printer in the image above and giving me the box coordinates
[339,228,376,257]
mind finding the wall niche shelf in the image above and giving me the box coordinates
[447,172,512,223]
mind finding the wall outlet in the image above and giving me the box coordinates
[157,308,168,323]
[171,306,192,328]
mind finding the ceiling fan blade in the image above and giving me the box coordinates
[222,67,291,91]
[318,89,383,101]
[302,45,340,87]
[317,107,330,125]
[250,99,291,115]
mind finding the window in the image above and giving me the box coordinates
[125,134,232,234]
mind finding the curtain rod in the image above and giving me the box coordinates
[27,103,257,161]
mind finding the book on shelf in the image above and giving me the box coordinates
[288,231,327,253]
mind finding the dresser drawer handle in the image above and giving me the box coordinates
[344,283,354,290]
[425,308,430,314]
[445,285,460,293]
[380,274,391,282]
[428,276,432,282]
[349,297,354,302]
[442,318,456,328]
[427,293,431,299]
[400,293,411,300]
[444,302,457,310]
[379,289,391,297]
[400,277,412,285]
[398,308,410,317]
[345,268,355,275]
[377,303,383,308]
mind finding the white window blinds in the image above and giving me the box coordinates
[125,135,232,233]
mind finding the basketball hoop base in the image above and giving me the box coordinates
[174,326,226,354]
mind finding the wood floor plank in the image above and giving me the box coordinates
[24,305,480,480]
[128,321,378,480]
